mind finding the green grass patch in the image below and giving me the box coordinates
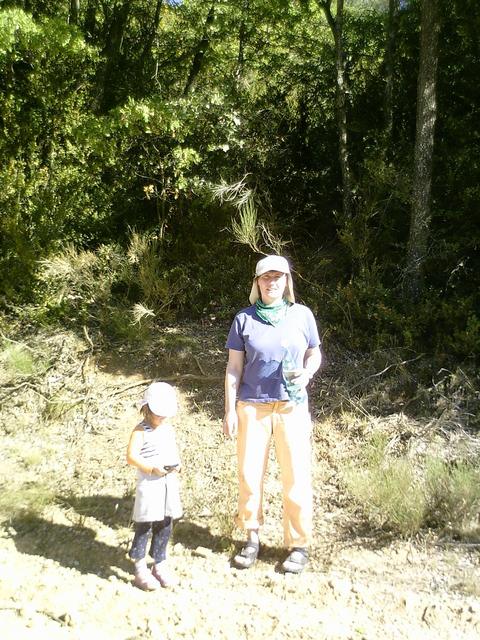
[343,456,427,536]
[425,457,480,539]
[0,483,56,523]
[0,339,50,380]
[1,343,36,377]
[342,431,480,539]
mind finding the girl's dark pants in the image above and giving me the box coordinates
[129,517,172,562]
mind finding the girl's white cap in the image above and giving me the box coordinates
[140,382,177,417]
[249,255,295,304]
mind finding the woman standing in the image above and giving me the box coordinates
[223,255,321,573]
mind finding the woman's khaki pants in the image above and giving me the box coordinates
[235,400,313,548]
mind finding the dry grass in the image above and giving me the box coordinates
[1,319,479,546]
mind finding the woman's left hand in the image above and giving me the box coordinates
[288,369,311,388]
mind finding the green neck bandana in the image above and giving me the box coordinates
[255,298,290,326]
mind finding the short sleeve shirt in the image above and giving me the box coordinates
[226,303,321,402]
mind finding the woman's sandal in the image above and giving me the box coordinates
[281,547,309,574]
[233,541,260,569]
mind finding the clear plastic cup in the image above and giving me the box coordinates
[283,368,303,382]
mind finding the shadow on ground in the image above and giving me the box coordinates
[11,514,132,578]
[59,494,134,529]
[10,509,248,578]
[173,520,289,571]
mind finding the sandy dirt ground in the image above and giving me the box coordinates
[0,327,479,640]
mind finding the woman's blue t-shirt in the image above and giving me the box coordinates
[226,303,321,402]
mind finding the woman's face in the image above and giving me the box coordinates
[257,270,287,304]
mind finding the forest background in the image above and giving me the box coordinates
[0,0,478,360]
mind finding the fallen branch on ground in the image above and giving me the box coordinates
[107,374,223,397]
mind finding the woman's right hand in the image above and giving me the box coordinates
[223,411,238,438]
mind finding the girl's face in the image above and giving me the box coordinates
[145,407,167,427]
[257,270,287,304]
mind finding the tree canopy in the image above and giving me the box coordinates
[0,0,479,357]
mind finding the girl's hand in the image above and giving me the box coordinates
[163,464,180,473]
[223,411,238,438]
[151,466,167,477]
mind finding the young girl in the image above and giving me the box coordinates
[126,381,182,590]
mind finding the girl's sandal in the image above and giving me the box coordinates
[233,541,260,569]
[281,548,309,574]
[133,570,160,591]
[152,562,178,588]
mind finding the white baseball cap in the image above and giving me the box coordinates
[249,255,295,304]
[140,382,177,417]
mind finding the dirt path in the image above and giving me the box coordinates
[0,328,479,639]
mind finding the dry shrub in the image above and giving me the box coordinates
[341,423,480,540]
[37,232,190,333]
[425,457,480,540]
[38,243,124,308]
[343,445,428,536]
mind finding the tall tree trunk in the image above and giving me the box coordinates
[235,0,249,83]
[100,0,132,111]
[318,0,353,219]
[404,0,441,301]
[384,0,399,144]
[334,0,353,219]
[84,0,96,42]
[183,2,216,96]
[69,0,80,25]
[140,0,163,67]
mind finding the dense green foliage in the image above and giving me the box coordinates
[0,0,478,357]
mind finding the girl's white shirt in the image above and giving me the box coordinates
[136,421,181,480]
[132,421,183,522]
